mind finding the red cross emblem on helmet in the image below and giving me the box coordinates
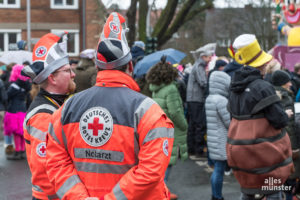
[35,46,47,57]
[109,21,120,34]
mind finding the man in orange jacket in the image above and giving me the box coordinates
[22,31,76,200]
[45,12,174,200]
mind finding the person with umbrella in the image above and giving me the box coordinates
[133,48,186,79]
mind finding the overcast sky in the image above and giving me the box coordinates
[101,0,260,10]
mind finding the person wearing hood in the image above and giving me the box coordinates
[205,59,228,98]
[74,49,97,92]
[186,43,214,159]
[226,34,293,200]
[205,71,231,200]
[146,57,188,200]
[223,60,243,78]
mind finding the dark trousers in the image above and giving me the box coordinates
[187,102,206,154]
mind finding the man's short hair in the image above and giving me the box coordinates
[98,63,128,72]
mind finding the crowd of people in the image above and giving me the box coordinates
[1,11,300,200]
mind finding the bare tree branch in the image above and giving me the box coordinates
[138,0,149,42]
[126,0,138,46]
[152,0,179,40]
[158,0,213,48]
[183,0,213,23]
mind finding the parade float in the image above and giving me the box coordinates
[272,0,300,71]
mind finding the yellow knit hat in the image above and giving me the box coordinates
[233,34,272,67]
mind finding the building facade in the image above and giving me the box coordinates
[0,0,106,57]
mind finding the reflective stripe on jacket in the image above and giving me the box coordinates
[46,70,174,200]
[23,93,59,200]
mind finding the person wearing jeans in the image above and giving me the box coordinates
[164,165,173,183]
[211,160,226,200]
[205,71,231,200]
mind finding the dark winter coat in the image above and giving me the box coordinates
[291,72,300,96]
[274,86,297,149]
[149,82,188,165]
[74,58,97,93]
[223,60,243,78]
[1,71,11,90]
[175,77,186,103]
[226,66,293,195]
[264,73,272,83]
[7,79,31,113]
[0,79,7,111]
[274,85,300,179]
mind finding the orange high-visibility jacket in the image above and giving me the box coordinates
[46,70,174,200]
[24,92,60,200]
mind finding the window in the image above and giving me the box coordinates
[50,0,78,9]
[0,0,20,8]
[51,29,79,56]
[0,30,21,53]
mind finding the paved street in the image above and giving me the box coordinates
[0,140,32,200]
[167,159,241,200]
[0,140,241,200]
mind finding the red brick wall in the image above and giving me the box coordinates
[0,0,81,23]
[0,0,106,55]
[30,1,80,23]
[84,0,105,50]
[0,0,26,22]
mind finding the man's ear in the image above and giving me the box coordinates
[47,74,56,85]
